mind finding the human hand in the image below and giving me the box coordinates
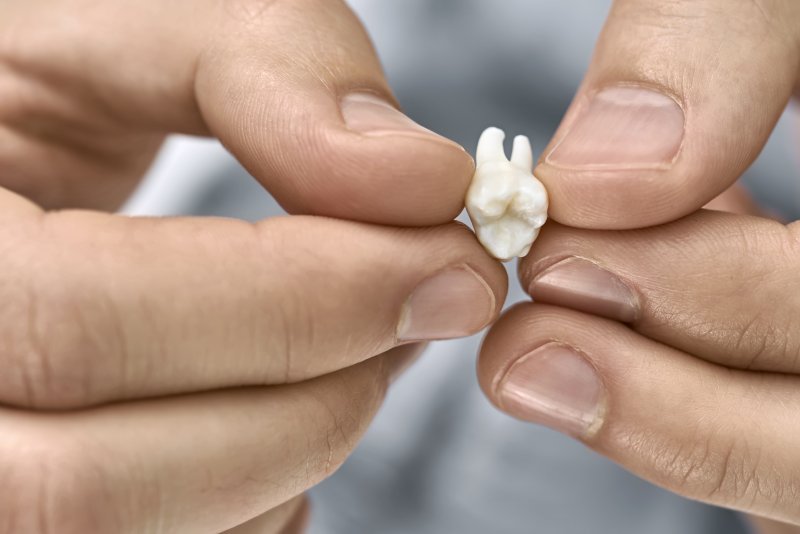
[531,0,799,231]
[0,211,504,533]
[0,1,508,532]
[479,200,799,526]
[479,0,800,530]
[0,0,473,221]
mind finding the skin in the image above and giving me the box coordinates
[0,0,508,532]
[479,0,800,532]
[1,0,799,533]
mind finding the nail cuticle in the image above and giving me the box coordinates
[340,92,464,150]
[496,341,607,438]
[522,254,577,288]
[528,256,642,324]
[545,83,686,169]
[529,255,611,292]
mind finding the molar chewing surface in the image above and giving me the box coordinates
[466,127,549,262]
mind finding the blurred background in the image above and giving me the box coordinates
[123,2,799,533]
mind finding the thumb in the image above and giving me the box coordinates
[536,0,800,229]
[2,0,472,224]
[195,0,472,225]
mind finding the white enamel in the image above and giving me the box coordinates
[466,127,549,262]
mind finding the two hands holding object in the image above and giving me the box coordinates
[1,0,800,532]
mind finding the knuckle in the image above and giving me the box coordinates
[734,313,797,370]
[702,439,758,503]
[0,426,120,534]
[698,437,800,513]
[647,433,716,494]
[252,221,315,383]
[307,366,389,482]
[302,394,354,485]
[1,226,115,409]
[0,266,56,409]
[641,428,777,510]
[610,0,799,97]
[7,284,92,408]
[275,291,314,384]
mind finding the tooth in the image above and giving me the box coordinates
[466,127,549,262]
[475,126,507,167]
[510,134,533,170]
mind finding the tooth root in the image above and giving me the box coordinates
[475,127,508,167]
[510,135,533,171]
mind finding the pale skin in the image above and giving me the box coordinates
[0,0,798,533]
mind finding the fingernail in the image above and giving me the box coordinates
[341,93,455,144]
[397,265,495,342]
[529,257,639,323]
[498,343,604,437]
[546,86,684,168]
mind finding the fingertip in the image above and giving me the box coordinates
[194,0,474,227]
[534,162,697,229]
[335,92,476,224]
[531,83,699,229]
[340,92,462,149]
[298,113,476,225]
[535,0,800,229]
[421,222,510,328]
[212,87,474,226]
[476,302,534,400]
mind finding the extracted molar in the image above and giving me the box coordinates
[466,127,549,262]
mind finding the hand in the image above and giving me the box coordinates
[0,1,508,532]
[479,0,800,530]
[478,193,800,526]
[531,0,800,230]
[0,213,504,533]
[0,0,472,222]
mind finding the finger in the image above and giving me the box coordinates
[703,183,787,222]
[2,0,472,222]
[0,349,401,534]
[517,211,800,372]
[478,304,800,524]
[0,124,160,211]
[534,0,800,229]
[703,183,763,216]
[1,194,505,409]
[748,517,800,534]
[197,0,473,225]
[222,497,309,534]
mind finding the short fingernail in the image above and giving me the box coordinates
[341,93,458,146]
[398,265,495,342]
[498,343,605,437]
[529,257,639,323]
[546,85,684,167]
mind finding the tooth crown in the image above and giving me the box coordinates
[466,127,549,262]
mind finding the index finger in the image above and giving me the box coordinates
[0,190,506,410]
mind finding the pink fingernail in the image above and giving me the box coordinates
[546,86,684,168]
[341,93,451,143]
[529,257,639,323]
[498,343,605,437]
[397,266,495,342]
